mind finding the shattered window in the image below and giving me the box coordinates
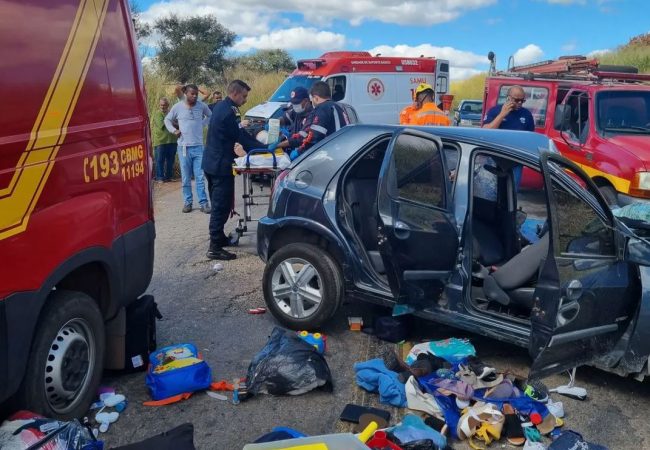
[550,164,614,256]
[392,134,445,208]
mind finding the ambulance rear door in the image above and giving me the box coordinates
[349,73,398,124]
[395,72,436,117]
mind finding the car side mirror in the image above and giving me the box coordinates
[554,104,571,130]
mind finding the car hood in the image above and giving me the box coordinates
[244,101,287,119]
[608,135,650,166]
[460,112,482,121]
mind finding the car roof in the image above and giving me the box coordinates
[344,124,551,162]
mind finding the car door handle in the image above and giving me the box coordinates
[566,279,583,301]
[394,221,410,240]
[557,299,580,327]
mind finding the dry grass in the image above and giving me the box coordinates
[143,65,286,117]
[449,73,487,110]
[599,45,650,73]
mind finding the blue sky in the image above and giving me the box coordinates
[138,0,649,79]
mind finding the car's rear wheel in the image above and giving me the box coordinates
[263,243,343,329]
[16,290,105,420]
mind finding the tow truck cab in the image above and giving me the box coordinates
[244,51,451,135]
[484,56,650,204]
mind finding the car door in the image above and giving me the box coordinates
[376,129,458,313]
[529,152,640,378]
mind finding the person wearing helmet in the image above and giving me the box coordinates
[399,89,421,125]
[408,83,451,126]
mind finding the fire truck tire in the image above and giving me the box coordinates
[16,290,105,420]
[597,64,638,74]
[598,185,618,207]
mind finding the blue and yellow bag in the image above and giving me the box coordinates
[144,343,212,405]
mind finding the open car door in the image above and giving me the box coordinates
[529,152,641,378]
[376,129,458,313]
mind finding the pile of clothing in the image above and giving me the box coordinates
[354,338,607,450]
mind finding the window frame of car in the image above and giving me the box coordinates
[545,159,616,259]
[386,131,449,211]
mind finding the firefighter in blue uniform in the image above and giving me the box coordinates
[203,79,264,260]
[273,81,349,159]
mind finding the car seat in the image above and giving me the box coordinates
[482,233,549,309]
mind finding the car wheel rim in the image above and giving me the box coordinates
[271,257,323,319]
[44,318,95,414]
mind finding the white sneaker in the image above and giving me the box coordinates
[547,398,565,418]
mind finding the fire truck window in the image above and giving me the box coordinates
[328,76,346,102]
[563,92,589,143]
[497,85,549,127]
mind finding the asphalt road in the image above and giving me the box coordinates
[98,180,650,450]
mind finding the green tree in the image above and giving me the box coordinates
[154,14,235,85]
[128,1,151,42]
[239,49,295,73]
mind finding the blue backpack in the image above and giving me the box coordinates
[144,343,212,405]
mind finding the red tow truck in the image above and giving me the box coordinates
[483,54,650,203]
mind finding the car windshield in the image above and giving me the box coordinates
[269,75,321,102]
[597,90,650,135]
[461,101,483,114]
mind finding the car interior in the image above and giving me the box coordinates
[338,137,549,320]
[469,152,549,319]
[339,135,460,282]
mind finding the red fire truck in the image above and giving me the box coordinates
[483,54,650,203]
[0,0,154,418]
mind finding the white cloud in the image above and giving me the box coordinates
[587,48,612,57]
[561,41,577,52]
[452,67,485,80]
[512,44,544,66]
[141,0,496,33]
[140,1,274,36]
[233,28,347,52]
[368,44,489,80]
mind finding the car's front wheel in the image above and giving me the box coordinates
[263,243,343,330]
[16,290,105,419]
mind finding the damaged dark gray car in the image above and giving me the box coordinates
[257,124,650,380]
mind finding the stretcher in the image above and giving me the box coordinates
[229,149,282,244]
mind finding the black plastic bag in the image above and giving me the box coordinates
[112,423,195,450]
[244,327,332,398]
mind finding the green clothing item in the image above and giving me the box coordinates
[152,110,177,146]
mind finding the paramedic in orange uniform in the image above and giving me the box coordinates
[408,83,451,126]
[399,91,420,125]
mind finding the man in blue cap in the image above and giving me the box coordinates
[278,86,313,148]
[273,82,349,159]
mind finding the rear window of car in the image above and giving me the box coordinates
[497,85,549,127]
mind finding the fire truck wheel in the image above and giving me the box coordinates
[17,290,105,420]
[598,185,618,207]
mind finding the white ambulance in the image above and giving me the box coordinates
[244,51,451,128]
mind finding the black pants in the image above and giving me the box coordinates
[205,173,234,243]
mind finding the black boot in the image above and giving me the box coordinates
[207,240,236,260]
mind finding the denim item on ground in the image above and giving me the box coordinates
[178,145,207,206]
[155,143,177,181]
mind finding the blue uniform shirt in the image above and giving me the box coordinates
[203,97,262,176]
[484,105,535,131]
